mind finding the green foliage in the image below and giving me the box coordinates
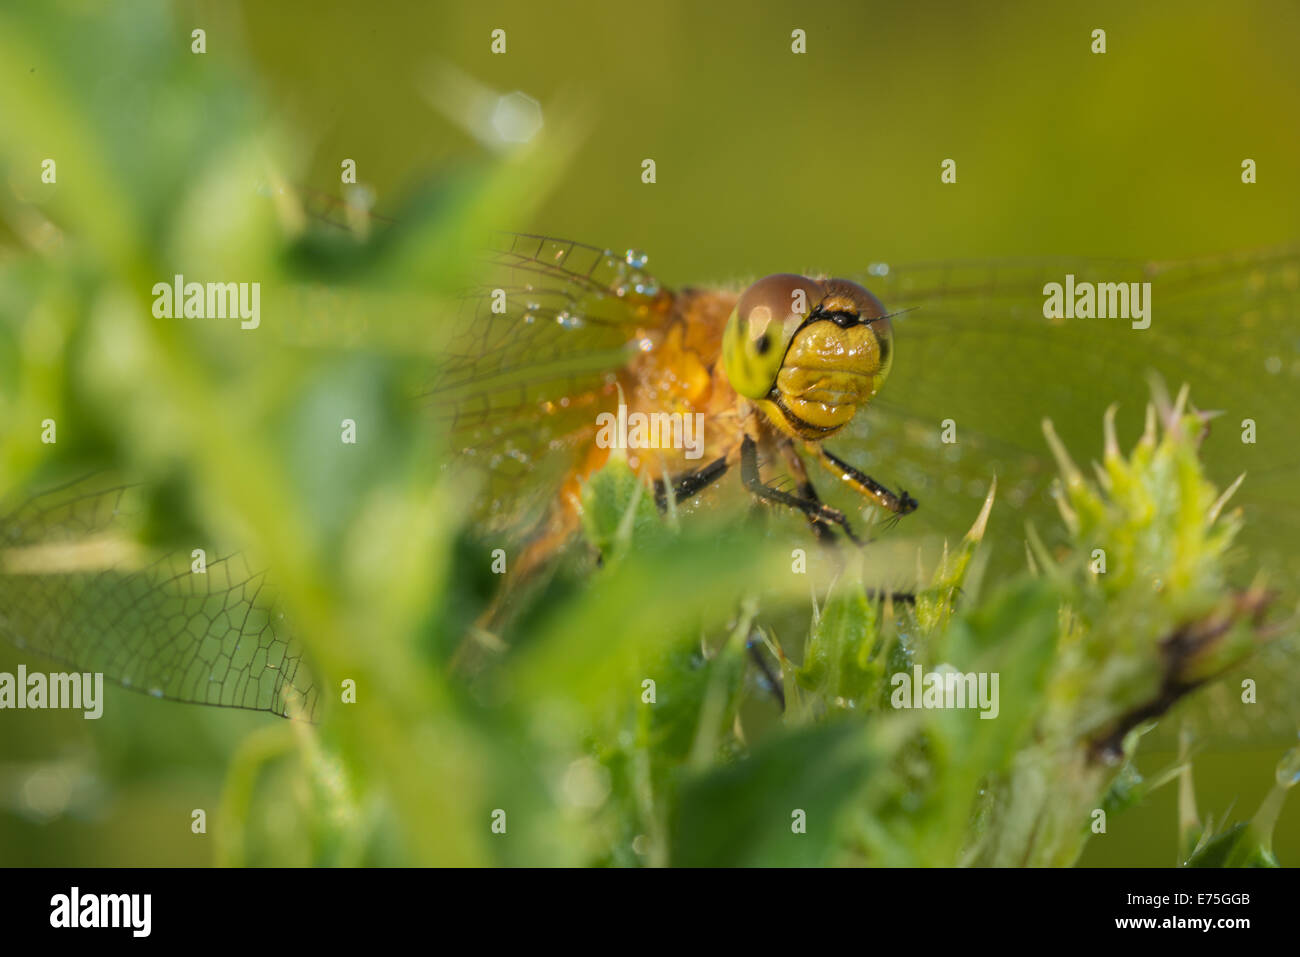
[1182,741,1300,867]
[0,1,1293,868]
[671,720,876,867]
[550,392,1291,868]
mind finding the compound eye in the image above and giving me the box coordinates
[723,274,825,399]
[735,273,825,343]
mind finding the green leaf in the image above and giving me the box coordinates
[670,719,875,866]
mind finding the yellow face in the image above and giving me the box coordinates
[721,273,894,440]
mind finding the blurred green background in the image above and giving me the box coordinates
[247,0,1300,267]
[1,0,1297,866]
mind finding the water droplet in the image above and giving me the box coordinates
[555,310,583,329]
[491,90,543,144]
[636,337,654,352]
[868,262,890,277]
[1275,745,1300,788]
[625,249,649,269]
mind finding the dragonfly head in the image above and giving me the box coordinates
[722,273,894,439]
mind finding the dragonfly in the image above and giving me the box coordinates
[2,187,1299,726]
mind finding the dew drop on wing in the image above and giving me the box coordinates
[624,249,649,270]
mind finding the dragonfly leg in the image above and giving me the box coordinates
[865,588,917,605]
[740,435,862,544]
[745,632,785,711]
[806,444,918,517]
[653,455,729,510]
[776,438,837,545]
[777,440,915,599]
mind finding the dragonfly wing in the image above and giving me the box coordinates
[302,189,672,532]
[838,248,1300,583]
[422,234,669,532]
[0,210,673,715]
[830,250,1300,743]
[0,475,317,718]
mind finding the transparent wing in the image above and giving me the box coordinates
[303,188,669,532]
[0,199,669,716]
[834,248,1300,591]
[0,475,317,718]
[424,233,670,531]
[827,249,1300,744]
